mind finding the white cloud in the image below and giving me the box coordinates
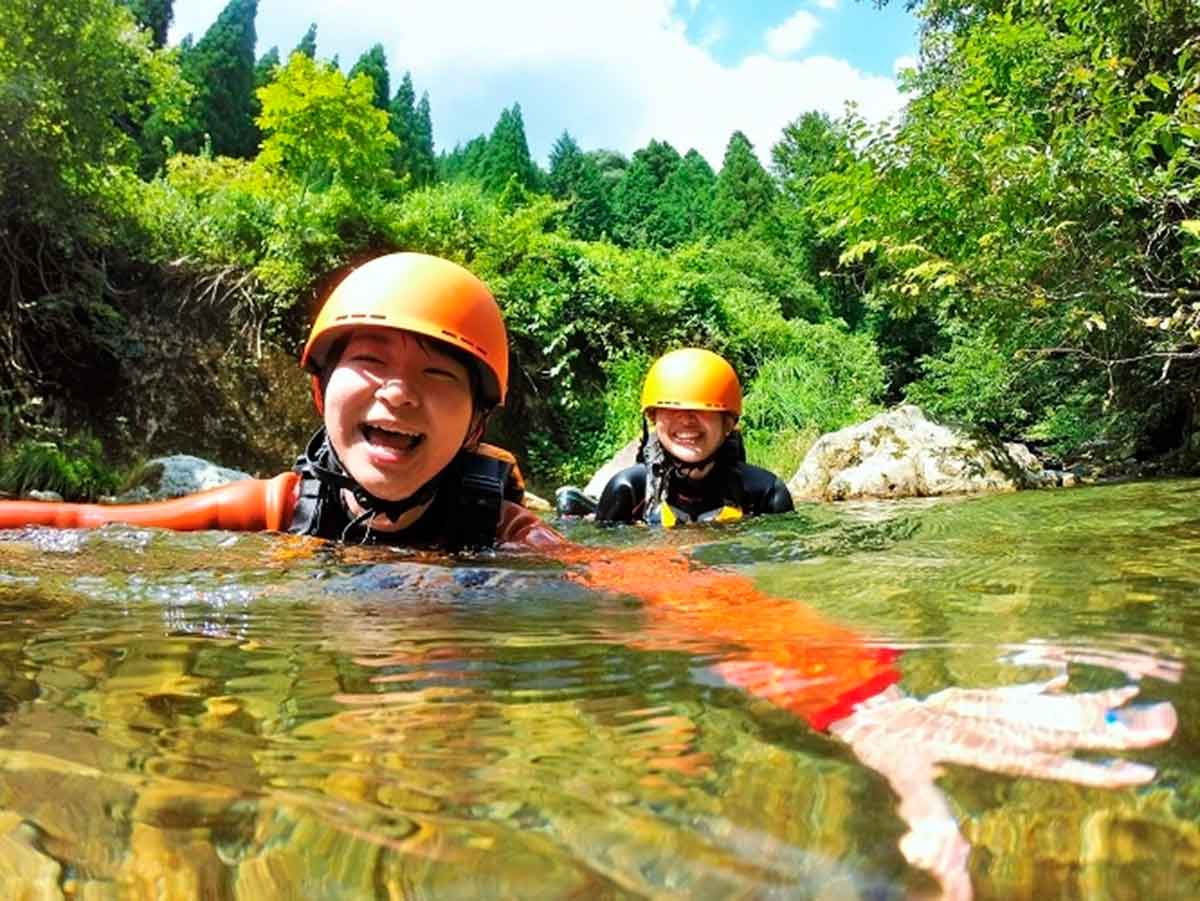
[765,11,821,58]
[893,54,918,75]
[169,1,905,168]
[812,0,840,10]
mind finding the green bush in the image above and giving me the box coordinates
[0,434,123,501]
[741,321,886,438]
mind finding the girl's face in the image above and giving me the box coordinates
[650,407,732,467]
[323,328,477,502]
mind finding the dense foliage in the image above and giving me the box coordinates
[2,0,1197,497]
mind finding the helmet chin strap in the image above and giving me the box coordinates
[310,409,492,542]
[304,430,443,542]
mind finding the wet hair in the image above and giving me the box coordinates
[317,329,486,412]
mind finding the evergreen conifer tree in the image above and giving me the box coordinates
[178,0,258,158]
[293,23,317,59]
[388,71,416,180]
[411,92,437,186]
[612,139,681,247]
[659,148,716,245]
[348,44,390,111]
[711,131,776,236]
[480,104,539,195]
[548,131,612,240]
[249,45,280,148]
[440,135,487,182]
[122,0,173,47]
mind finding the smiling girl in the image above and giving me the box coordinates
[595,348,793,526]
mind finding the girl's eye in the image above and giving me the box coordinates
[424,367,460,380]
[350,353,385,365]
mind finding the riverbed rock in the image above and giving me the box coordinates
[583,438,641,499]
[522,491,552,512]
[113,455,252,502]
[788,405,1052,502]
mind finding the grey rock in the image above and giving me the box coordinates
[788,405,1049,502]
[116,455,252,502]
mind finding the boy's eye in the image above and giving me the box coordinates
[424,367,460,380]
[349,353,385,365]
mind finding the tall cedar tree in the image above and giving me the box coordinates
[712,131,776,236]
[122,0,173,47]
[293,23,317,59]
[659,149,716,246]
[178,0,258,158]
[439,135,487,182]
[348,44,390,111]
[249,46,280,149]
[612,139,681,247]
[480,104,539,195]
[411,92,436,186]
[548,131,613,241]
[388,72,417,182]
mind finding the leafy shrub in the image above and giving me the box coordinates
[0,434,122,501]
[741,321,886,439]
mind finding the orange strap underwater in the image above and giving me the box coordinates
[0,472,300,532]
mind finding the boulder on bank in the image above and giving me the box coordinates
[788,405,1056,502]
[114,455,252,503]
[583,438,641,499]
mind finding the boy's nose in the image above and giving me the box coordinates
[376,375,420,406]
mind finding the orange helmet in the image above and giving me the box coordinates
[640,348,742,416]
[301,252,508,409]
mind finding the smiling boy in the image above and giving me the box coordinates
[595,348,794,526]
[0,253,562,550]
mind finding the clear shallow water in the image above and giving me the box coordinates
[0,479,1196,899]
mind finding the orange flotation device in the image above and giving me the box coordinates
[0,472,299,532]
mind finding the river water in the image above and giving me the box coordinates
[0,479,1196,899]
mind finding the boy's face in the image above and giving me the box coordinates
[323,328,477,501]
[650,407,732,465]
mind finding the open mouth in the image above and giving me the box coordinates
[362,424,425,452]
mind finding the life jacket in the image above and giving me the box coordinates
[640,431,747,529]
[288,428,521,550]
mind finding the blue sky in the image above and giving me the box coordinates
[170,1,920,167]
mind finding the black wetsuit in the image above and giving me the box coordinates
[595,461,794,524]
[289,428,529,549]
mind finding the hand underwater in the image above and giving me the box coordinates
[828,677,1179,901]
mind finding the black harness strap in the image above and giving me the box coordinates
[288,428,510,549]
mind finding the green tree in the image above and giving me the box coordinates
[256,52,397,194]
[658,149,716,245]
[293,23,317,59]
[548,131,613,240]
[711,131,776,236]
[178,0,259,158]
[0,0,187,431]
[770,111,863,325]
[440,136,487,182]
[348,43,390,111]
[772,111,845,203]
[612,139,682,247]
[122,0,173,47]
[480,104,540,195]
[819,0,1200,455]
[388,72,435,185]
[588,149,628,188]
[411,92,437,186]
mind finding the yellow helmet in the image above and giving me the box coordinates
[640,348,742,416]
[301,252,508,408]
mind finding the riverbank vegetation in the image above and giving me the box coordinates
[1,0,1197,497]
